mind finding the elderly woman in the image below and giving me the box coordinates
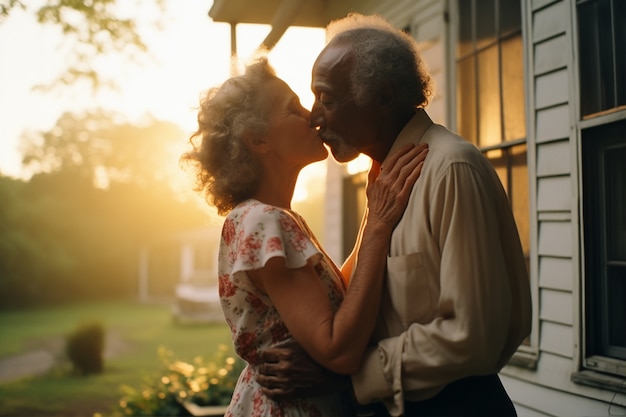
[182,58,428,416]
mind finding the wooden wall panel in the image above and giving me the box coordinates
[536,105,570,143]
[538,256,573,291]
[539,320,574,357]
[532,1,567,43]
[540,288,574,325]
[534,34,568,75]
[537,176,571,211]
[535,69,569,109]
[536,140,571,176]
[538,221,571,257]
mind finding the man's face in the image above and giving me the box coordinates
[310,43,378,163]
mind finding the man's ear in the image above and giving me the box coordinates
[242,132,270,154]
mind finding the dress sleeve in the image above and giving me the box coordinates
[229,205,322,276]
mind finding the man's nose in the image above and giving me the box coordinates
[309,100,322,128]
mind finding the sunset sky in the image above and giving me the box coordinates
[0,1,327,196]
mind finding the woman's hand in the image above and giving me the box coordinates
[366,143,428,228]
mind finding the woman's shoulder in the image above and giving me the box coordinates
[227,199,295,228]
[233,199,289,217]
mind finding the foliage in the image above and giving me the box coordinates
[0,301,233,417]
[21,110,189,192]
[66,321,105,375]
[111,345,244,416]
[0,111,209,308]
[0,0,165,89]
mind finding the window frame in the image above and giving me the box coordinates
[451,0,535,365]
[575,0,626,383]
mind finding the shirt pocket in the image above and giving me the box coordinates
[386,252,432,326]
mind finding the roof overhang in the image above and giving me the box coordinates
[208,0,356,50]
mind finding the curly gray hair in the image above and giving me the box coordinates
[181,58,276,216]
[326,13,432,109]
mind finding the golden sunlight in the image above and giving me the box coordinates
[0,3,328,231]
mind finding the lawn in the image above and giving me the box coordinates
[0,300,233,417]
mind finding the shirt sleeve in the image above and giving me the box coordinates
[353,161,525,414]
[229,205,322,276]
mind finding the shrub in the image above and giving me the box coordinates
[65,321,105,375]
[111,345,244,416]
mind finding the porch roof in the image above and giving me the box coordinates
[208,0,356,50]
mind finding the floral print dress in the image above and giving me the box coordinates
[219,199,354,417]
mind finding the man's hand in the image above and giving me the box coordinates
[257,343,351,399]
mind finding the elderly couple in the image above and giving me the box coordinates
[183,12,532,417]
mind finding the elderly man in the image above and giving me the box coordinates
[258,13,532,417]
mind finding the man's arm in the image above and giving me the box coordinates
[352,161,531,410]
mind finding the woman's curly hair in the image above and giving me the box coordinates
[181,58,277,216]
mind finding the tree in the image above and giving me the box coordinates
[21,110,190,194]
[0,112,209,308]
[0,0,164,89]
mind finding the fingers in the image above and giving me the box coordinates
[365,143,428,227]
[257,373,294,399]
[381,143,416,169]
[378,144,428,194]
[259,346,291,363]
[398,160,425,198]
[260,386,294,399]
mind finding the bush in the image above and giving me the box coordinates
[111,345,244,416]
[65,321,105,375]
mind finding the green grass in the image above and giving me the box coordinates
[0,300,233,417]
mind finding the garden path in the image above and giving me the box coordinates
[0,332,131,382]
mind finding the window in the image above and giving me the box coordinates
[455,0,530,274]
[578,0,626,379]
[582,120,626,375]
[578,0,626,118]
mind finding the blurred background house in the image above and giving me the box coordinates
[139,225,222,323]
[205,0,626,415]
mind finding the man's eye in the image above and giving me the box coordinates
[319,93,334,104]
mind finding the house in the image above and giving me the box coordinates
[208,0,626,415]
[137,226,221,301]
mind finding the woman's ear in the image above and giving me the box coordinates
[242,132,270,154]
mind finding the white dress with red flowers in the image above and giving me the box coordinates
[219,199,354,417]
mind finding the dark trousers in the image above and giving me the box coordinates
[366,374,516,417]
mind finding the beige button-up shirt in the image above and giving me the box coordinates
[351,110,532,416]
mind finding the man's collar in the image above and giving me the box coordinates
[384,109,433,163]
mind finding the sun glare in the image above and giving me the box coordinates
[0,3,328,214]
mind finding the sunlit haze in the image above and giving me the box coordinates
[0,1,327,203]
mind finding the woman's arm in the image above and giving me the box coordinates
[250,143,428,374]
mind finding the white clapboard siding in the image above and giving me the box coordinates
[537,176,571,211]
[537,221,571,257]
[538,256,573,291]
[534,34,569,75]
[535,69,569,109]
[539,321,574,357]
[501,371,626,417]
[536,140,571,176]
[531,0,558,12]
[532,1,567,43]
[536,104,571,143]
[539,288,573,325]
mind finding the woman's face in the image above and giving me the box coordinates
[260,77,328,168]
